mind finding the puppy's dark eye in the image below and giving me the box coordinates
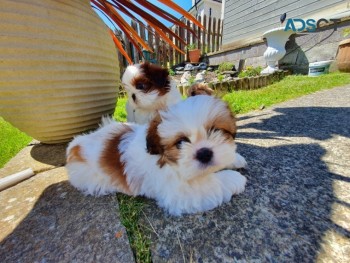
[175,137,190,149]
[136,83,146,90]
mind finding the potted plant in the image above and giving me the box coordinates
[187,43,201,63]
[0,0,203,143]
[337,28,350,72]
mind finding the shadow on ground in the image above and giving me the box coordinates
[0,181,133,262]
[30,143,67,167]
[140,106,350,262]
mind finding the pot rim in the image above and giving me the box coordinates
[339,38,350,46]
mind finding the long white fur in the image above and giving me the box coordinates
[122,64,182,124]
[66,96,247,216]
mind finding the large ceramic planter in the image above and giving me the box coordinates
[0,0,120,143]
[261,27,293,74]
[337,39,350,72]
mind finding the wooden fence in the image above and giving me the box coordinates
[116,15,223,71]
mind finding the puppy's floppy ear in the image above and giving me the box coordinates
[146,113,164,155]
[141,62,170,89]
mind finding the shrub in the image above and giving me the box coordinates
[239,65,263,78]
[218,62,234,72]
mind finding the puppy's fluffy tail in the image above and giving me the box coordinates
[100,115,115,127]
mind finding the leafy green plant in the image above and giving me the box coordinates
[169,68,175,76]
[218,62,234,72]
[343,28,350,37]
[188,75,196,85]
[187,43,197,50]
[239,65,263,78]
[217,73,225,82]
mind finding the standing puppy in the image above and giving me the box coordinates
[122,62,182,124]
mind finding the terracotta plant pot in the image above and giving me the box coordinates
[0,0,120,144]
[337,39,350,72]
[188,49,201,63]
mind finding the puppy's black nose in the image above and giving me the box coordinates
[132,93,136,102]
[196,148,213,164]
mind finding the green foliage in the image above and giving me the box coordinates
[186,43,197,50]
[238,65,263,78]
[169,68,175,76]
[0,118,32,168]
[113,97,127,122]
[218,62,234,72]
[188,75,196,85]
[343,28,350,37]
[217,73,225,82]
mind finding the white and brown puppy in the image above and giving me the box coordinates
[66,95,247,216]
[122,62,182,124]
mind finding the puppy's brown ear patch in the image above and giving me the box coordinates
[146,113,163,155]
[187,83,214,97]
[207,104,237,140]
[140,62,170,95]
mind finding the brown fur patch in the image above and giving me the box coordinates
[187,83,214,97]
[99,125,133,195]
[67,145,86,163]
[146,113,163,156]
[206,105,237,140]
[131,62,170,96]
[146,114,184,168]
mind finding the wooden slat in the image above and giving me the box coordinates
[131,20,139,63]
[179,24,185,63]
[174,26,179,65]
[147,25,155,62]
[202,15,207,54]
[211,17,216,53]
[207,15,212,53]
[196,16,201,51]
[169,34,174,67]
[216,18,221,52]
[155,32,160,64]
[162,41,167,67]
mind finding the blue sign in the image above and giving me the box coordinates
[284,18,340,32]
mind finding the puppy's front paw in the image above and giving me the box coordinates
[232,153,247,169]
[217,170,247,200]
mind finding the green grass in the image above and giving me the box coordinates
[114,97,127,122]
[0,117,32,168]
[223,72,350,114]
[117,194,151,262]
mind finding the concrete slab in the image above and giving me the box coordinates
[140,86,350,262]
[0,141,67,179]
[0,145,134,263]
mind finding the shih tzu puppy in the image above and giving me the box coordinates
[187,83,214,97]
[122,62,182,124]
[66,95,247,215]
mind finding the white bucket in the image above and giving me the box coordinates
[308,61,333,77]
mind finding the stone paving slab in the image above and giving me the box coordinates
[0,141,66,179]
[140,86,350,262]
[0,145,134,263]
